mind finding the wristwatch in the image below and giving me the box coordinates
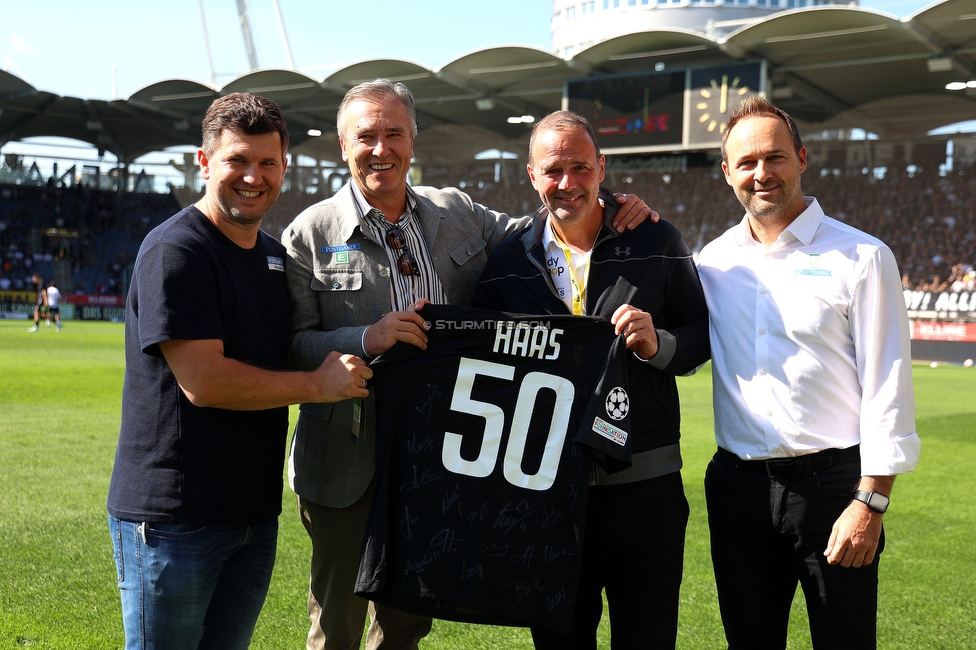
[853,490,890,514]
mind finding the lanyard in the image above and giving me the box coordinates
[550,224,594,316]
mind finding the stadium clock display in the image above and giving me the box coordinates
[688,62,763,146]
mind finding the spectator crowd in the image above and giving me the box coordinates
[3,156,974,297]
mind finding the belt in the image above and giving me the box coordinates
[717,445,860,480]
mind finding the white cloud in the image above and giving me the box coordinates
[10,33,38,57]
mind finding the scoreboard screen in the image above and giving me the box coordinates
[564,62,765,152]
[566,70,685,150]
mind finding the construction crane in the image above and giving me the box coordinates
[236,0,260,70]
[198,0,296,85]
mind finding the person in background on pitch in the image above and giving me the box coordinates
[106,92,371,650]
[473,110,710,649]
[282,79,655,650]
[696,95,920,649]
[27,273,46,332]
[44,279,61,331]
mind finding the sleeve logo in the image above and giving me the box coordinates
[604,387,629,421]
[592,416,628,447]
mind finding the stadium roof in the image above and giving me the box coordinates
[1,0,974,166]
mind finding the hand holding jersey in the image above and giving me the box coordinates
[611,304,660,360]
[473,111,710,649]
[357,305,633,633]
[363,299,431,357]
[282,82,662,650]
[107,94,375,650]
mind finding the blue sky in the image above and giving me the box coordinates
[3,0,938,100]
[3,0,951,177]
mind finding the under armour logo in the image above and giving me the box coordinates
[615,247,631,257]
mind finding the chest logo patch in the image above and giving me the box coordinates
[795,268,832,277]
[323,243,361,253]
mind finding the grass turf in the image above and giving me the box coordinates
[0,318,973,648]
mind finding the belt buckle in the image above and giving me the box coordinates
[764,459,791,479]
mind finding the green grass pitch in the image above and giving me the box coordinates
[1,319,973,649]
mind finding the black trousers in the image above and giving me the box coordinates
[531,472,689,650]
[705,447,883,650]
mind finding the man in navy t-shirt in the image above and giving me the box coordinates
[106,93,372,650]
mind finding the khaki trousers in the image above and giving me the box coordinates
[297,491,432,650]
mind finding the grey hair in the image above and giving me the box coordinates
[336,79,417,139]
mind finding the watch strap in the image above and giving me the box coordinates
[853,489,889,513]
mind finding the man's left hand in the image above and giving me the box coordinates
[824,502,884,568]
[611,304,659,360]
[612,193,660,232]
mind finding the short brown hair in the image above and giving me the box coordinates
[528,110,601,165]
[721,95,803,163]
[336,79,417,139]
[200,93,289,157]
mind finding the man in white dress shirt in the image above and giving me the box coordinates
[696,96,920,649]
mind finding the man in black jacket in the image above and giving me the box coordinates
[473,110,709,649]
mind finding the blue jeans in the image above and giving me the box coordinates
[704,447,882,650]
[108,515,278,650]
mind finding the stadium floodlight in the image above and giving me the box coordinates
[968,80,976,88]
[945,82,967,91]
[307,129,322,137]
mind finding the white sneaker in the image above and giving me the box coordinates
[46,321,51,327]
[28,326,38,332]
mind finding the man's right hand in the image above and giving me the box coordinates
[364,299,431,357]
[311,351,372,402]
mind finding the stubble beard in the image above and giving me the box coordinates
[738,183,799,225]
[218,186,278,227]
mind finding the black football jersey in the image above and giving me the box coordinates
[355,304,633,633]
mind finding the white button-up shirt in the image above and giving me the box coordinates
[697,196,920,476]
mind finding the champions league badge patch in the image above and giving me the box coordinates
[266,256,285,272]
[605,387,630,420]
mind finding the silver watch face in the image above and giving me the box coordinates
[867,492,890,512]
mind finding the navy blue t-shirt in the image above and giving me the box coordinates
[107,206,290,525]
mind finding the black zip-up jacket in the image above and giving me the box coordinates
[473,188,710,484]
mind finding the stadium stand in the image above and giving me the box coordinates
[0,182,177,294]
[3,154,973,297]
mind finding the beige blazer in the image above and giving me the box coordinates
[281,182,526,507]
